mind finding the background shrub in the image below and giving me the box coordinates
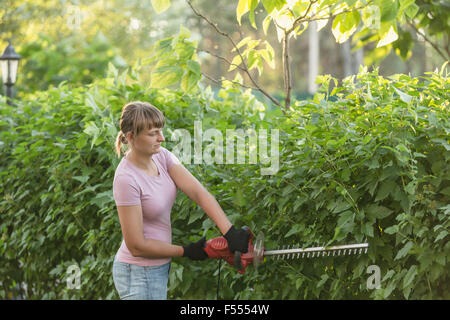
[0,65,448,299]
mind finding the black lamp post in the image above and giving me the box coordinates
[0,41,22,105]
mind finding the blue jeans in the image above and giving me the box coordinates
[112,258,170,300]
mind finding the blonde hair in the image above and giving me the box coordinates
[115,101,165,157]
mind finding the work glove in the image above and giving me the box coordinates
[182,237,208,261]
[224,225,250,254]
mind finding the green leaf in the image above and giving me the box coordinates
[435,230,448,243]
[175,42,195,61]
[179,25,191,39]
[363,222,374,237]
[188,208,204,224]
[403,284,413,299]
[365,204,394,220]
[330,227,341,242]
[317,274,329,288]
[181,71,200,93]
[235,36,253,51]
[404,3,419,19]
[236,0,251,25]
[332,199,353,214]
[249,0,259,29]
[341,168,351,182]
[403,265,418,289]
[331,10,360,43]
[377,23,398,48]
[261,0,285,14]
[384,225,399,234]
[383,269,395,282]
[292,1,309,17]
[107,62,118,78]
[431,139,450,151]
[262,15,272,35]
[154,38,174,56]
[228,55,243,71]
[285,224,303,238]
[393,86,413,103]
[72,175,89,184]
[150,66,184,88]
[362,4,381,30]
[363,135,372,144]
[399,0,415,11]
[186,60,201,76]
[435,253,446,266]
[174,263,184,281]
[260,45,275,69]
[151,0,171,14]
[393,29,417,60]
[375,180,397,201]
[418,251,434,269]
[247,49,259,70]
[337,210,355,229]
[439,186,450,196]
[83,121,100,149]
[379,0,399,22]
[296,277,305,290]
[395,241,413,260]
[233,190,246,207]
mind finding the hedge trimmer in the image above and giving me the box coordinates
[204,227,369,274]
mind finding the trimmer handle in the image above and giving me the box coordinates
[203,226,254,274]
[233,226,250,270]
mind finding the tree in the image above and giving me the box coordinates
[403,0,449,62]
[151,0,447,112]
[0,0,183,93]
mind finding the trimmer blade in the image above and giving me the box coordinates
[253,231,264,270]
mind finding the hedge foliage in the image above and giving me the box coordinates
[0,63,448,299]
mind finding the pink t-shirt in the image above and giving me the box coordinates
[113,146,181,266]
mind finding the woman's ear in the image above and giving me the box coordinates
[125,132,134,145]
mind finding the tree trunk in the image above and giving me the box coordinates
[308,21,319,94]
[342,40,352,78]
[353,47,364,74]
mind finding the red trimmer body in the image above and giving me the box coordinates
[203,228,255,274]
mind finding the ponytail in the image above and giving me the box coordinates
[115,131,128,158]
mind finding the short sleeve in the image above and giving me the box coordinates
[163,148,181,171]
[113,174,141,206]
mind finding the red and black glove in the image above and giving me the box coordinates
[182,237,208,260]
[224,225,250,253]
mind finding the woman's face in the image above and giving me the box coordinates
[127,127,165,156]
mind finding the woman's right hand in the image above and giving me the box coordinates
[182,237,208,260]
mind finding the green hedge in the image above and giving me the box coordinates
[0,66,448,299]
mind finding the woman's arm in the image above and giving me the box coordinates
[116,204,184,258]
[168,164,232,235]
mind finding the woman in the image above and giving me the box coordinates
[112,101,249,300]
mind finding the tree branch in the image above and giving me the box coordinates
[290,1,374,33]
[277,0,317,110]
[202,72,258,90]
[197,48,247,72]
[407,20,449,62]
[271,17,292,111]
[186,0,283,110]
[289,0,318,34]
[282,31,291,109]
